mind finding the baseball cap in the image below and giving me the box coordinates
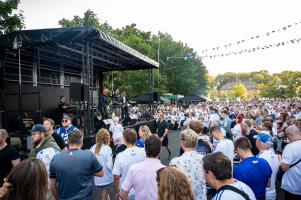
[285,125,301,136]
[30,124,46,133]
[257,133,273,147]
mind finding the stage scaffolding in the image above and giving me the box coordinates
[0,26,159,135]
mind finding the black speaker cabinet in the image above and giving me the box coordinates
[70,82,82,102]
[153,92,160,102]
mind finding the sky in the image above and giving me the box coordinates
[19,0,301,75]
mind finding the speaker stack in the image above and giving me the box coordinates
[70,82,89,102]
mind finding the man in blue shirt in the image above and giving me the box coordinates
[234,137,272,200]
[221,110,232,139]
[50,130,104,200]
[98,88,110,119]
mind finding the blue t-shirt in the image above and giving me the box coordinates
[136,139,145,148]
[57,125,78,145]
[234,156,272,199]
[49,149,102,200]
[221,117,232,132]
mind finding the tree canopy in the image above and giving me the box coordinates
[0,0,24,34]
[58,10,208,97]
[232,83,248,100]
[209,70,301,100]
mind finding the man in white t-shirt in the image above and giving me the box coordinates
[112,128,146,200]
[210,126,234,167]
[256,133,279,200]
[202,152,256,200]
[280,125,301,199]
[209,108,221,127]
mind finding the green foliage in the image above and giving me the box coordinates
[232,83,248,100]
[214,70,269,89]
[214,70,301,99]
[58,10,208,97]
[0,0,24,34]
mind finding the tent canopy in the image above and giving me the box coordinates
[0,26,159,72]
[178,94,206,103]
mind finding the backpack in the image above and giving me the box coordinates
[196,139,211,155]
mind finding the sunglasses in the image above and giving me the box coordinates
[61,120,69,123]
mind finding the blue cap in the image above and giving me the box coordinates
[30,124,46,133]
[257,133,273,147]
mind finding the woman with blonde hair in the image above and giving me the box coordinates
[90,128,114,200]
[136,125,152,147]
[156,166,194,200]
[0,158,48,200]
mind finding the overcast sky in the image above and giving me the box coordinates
[19,0,301,75]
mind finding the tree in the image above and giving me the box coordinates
[232,84,248,100]
[0,0,24,34]
[58,10,208,97]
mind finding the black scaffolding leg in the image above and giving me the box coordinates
[148,69,153,113]
[18,48,22,130]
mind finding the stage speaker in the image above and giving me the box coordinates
[153,92,160,102]
[70,83,89,102]
[70,82,82,102]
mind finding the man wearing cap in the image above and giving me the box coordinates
[280,124,301,199]
[57,115,78,145]
[29,124,61,172]
[256,133,279,200]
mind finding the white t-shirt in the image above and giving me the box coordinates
[213,180,256,200]
[232,124,242,141]
[184,117,197,127]
[281,140,301,195]
[37,147,60,173]
[210,113,221,124]
[258,149,279,200]
[112,147,146,189]
[109,123,124,145]
[214,139,234,167]
[90,144,114,186]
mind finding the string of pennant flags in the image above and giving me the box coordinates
[200,20,301,54]
[200,37,301,59]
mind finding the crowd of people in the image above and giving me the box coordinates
[0,99,301,200]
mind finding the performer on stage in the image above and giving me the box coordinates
[112,89,122,118]
[121,91,129,119]
[57,96,68,123]
[98,88,110,119]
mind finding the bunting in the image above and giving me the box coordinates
[200,37,301,59]
[200,20,301,54]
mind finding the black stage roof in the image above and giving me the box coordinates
[0,26,159,72]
